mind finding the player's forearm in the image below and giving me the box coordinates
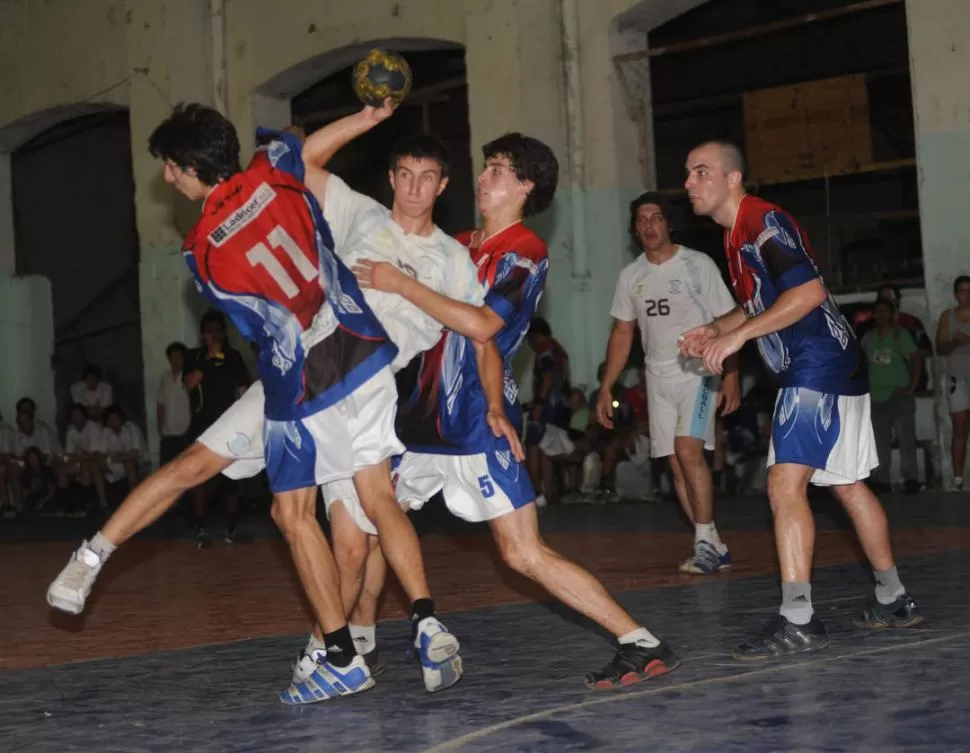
[395,275,503,342]
[712,307,746,335]
[474,340,506,413]
[302,111,379,170]
[735,281,827,344]
[602,326,634,391]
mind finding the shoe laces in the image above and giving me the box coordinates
[61,546,101,591]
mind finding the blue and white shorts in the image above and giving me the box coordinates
[647,373,719,458]
[322,433,536,535]
[768,386,879,486]
[196,369,404,494]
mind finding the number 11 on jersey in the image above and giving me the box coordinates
[246,225,318,298]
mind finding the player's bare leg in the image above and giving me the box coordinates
[733,463,829,659]
[353,460,461,691]
[666,453,695,524]
[674,436,731,574]
[829,481,920,629]
[274,486,375,703]
[47,443,230,614]
[490,503,679,688]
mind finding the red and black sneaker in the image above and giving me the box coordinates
[732,614,831,661]
[584,641,680,689]
[853,593,923,630]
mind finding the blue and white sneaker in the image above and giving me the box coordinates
[414,617,463,692]
[280,654,374,705]
[679,541,732,575]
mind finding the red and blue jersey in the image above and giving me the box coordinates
[182,130,396,421]
[395,223,548,454]
[726,195,866,396]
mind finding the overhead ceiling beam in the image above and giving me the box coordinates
[614,0,903,63]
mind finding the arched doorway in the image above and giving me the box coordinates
[254,39,474,235]
[6,105,143,433]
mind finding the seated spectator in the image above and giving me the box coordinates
[861,297,923,493]
[100,405,148,491]
[61,403,108,508]
[70,364,113,422]
[9,398,61,513]
[20,446,57,516]
[0,411,13,513]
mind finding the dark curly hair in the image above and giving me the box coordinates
[389,133,451,179]
[628,191,676,249]
[482,133,559,217]
[148,103,241,186]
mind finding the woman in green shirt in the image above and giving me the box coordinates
[861,298,924,493]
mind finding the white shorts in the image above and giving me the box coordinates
[948,376,970,413]
[647,373,719,458]
[322,443,536,535]
[197,369,405,492]
[767,386,879,486]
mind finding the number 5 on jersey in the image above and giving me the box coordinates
[246,225,318,298]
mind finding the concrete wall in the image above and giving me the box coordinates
[906,0,970,485]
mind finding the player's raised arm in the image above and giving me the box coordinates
[300,100,395,202]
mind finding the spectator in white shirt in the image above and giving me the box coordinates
[157,342,192,466]
[61,403,108,508]
[10,399,62,511]
[70,364,113,422]
[101,405,147,488]
[0,411,14,513]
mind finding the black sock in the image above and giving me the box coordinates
[323,626,356,668]
[411,598,436,624]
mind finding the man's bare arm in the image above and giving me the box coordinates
[354,259,504,343]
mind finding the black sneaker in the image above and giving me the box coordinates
[732,615,831,661]
[584,641,680,689]
[362,647,388,677]
[853,593,923,630]
[903,480,921,494]
[224,529,252,544]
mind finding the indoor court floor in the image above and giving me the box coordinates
[3,492,969,753]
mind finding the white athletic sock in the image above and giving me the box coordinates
[695,522,725,552]
[305,633,327,661]
[88,531,117,563]
[349,623,376,655]
[618,627,660,649]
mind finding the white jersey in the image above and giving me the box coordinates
[65,420,104,455]
[610,246,736,380]
[306,175,484,370]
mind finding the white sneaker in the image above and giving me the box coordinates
[535,494,548,508]
[291,650,324,684]
[414,616,462,692]
[47,542,104,614]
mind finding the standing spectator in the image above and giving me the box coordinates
[854,285,932,391]
[525,316,571,505]
[185,311,251,546]
[70,365,113,422]
[100,405,148,492]
[61,403,107,508]
[862,298,923,493]
[157,341,192,465]
[936,275,970,491]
